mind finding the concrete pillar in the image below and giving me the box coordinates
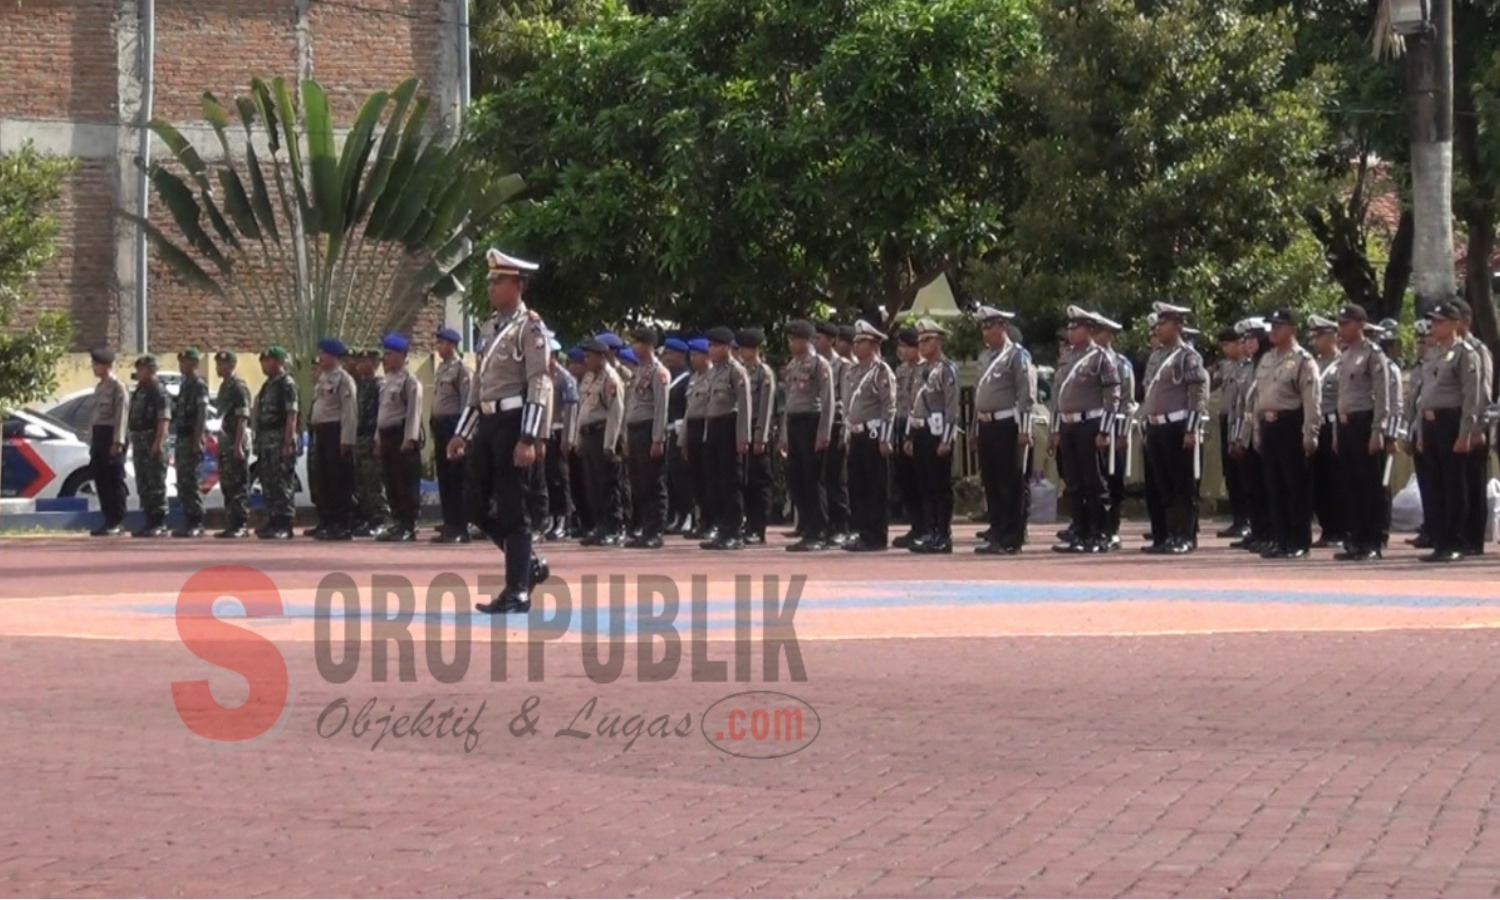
[114,0,145,353]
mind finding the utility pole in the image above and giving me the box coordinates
[1404,0,1456,317]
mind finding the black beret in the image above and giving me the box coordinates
[1217,328,1240,343]
[706,326,736,345]
[1452,298,1473,317]
[1265,309,1296,327]
[787,320,815,340]
[630,326,659,347]
[1428,302,1461,322]
[90,348,115,364]
[836,325,856,342]
[735,327,765,349]
[896,328,919,348]
[815,322,838,338]
[1337,304,1368,323]
[581,338,608,354]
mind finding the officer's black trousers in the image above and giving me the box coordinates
[704,414,744,536]
[1335,412,1384,551]
[580,423,622,534]
[667,430,693,524]
[525,457,548,528]
[1259,411,1312,552]
[311,422,352,530]
[1414,440,1435,538]
[1312,419,1344,540]
[912,427,954,538]
[785,412,827,539]
[464,409,535,592]
[684,418,710,527]
[1143,449,1165,541]
[568,444,593,532]
[1104,442,1127,537]
[847,430,889,545]
[1465,437,1490,552]
[892,417,921,532]
[377,425,421,528]
[545,431,571,518]
[1146,421,1196,542]
[743,448,773,538]
[626,421,666,536]
[1240,445,1270,541]
[432,414,464,533]
[1219,413,1248,526]
[976,418,1026,548]
[823,423,850,533]
[1422,409,1469,553]
[1058,420,1108,542]
[89,424,127,526]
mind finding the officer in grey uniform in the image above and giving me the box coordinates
[906,318,961,554]
[699,327,753,550]
[1330,305,1391,560]
[375,333,424,542]
[1415,301,1483,563]
[815,322,851,542]
[781,320,836,551]
[431,326,471,543]
[662,338,693,534]
[841,320,897,551]
[1375,318,1405,548]
[1137,302,1208,555]
[1249,309,1320,558]
[448,249,554,614]
[972,306,1036,555]
[1455,299,1493,555]
[88,349,130,536]
[1215,327,1253,539]
[1308,314,1345,547]
[1406,319,1436,548]
[308,338,358,540]
[1049,306,1122,553]
[624,327,670,548]
[577,337,626,546]
[1090,311,1134,549]
[737,328,777,545]
[545,353,580,540]
[891,329,925,546]
[683,338,715,541]
[1228,318,1272,551]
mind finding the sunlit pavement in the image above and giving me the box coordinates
[4,524,1500,897]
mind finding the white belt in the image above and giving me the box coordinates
[908,419,928,430]
[977,409,1017,423]
[1058,409,1104,424]
[480,396,524,415]
[1147,410,1188,425]
[1324,413,1337,424]
[851,419,885,435]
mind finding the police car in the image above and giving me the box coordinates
[1,407,167,500]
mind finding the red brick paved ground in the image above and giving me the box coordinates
[4,527,1500,897]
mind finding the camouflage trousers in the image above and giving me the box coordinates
[130,429,168,521]
[354,435,388,524]
[217,442,250,526]
[176,440,204,525]
[255,437,297,520]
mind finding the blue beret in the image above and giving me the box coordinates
[595,331,625,351]
[317,337,346,357]
[381,333,409,354]
[687,338,710,354]
[435,326,461,344]
[619,347,639,365]
[663,337,689,354]
[566,346,586,363]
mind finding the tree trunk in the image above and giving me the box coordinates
[1380,210,1414,319]
[1405,0,1456,316]
[1464,223,1498,348]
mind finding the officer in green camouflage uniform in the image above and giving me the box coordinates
[254,345,300,539]
[213,351,254,538]
[129,355,172,537]
[171,347,211,537]
[353,348,390,536]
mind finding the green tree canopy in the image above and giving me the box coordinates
[470,0,1040,340]
[971,0,1341,355]
[0,143,74,409]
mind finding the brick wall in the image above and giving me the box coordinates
[0,0,119,123]
[4,0,451,354]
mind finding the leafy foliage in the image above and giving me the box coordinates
[470,0,1040,340]
[136,76,524,365]
[0,143,74,408]
[975,0,1342,349]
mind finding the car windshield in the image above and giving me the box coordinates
[18,407,80,433]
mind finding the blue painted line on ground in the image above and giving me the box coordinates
[115,579,1500,634]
